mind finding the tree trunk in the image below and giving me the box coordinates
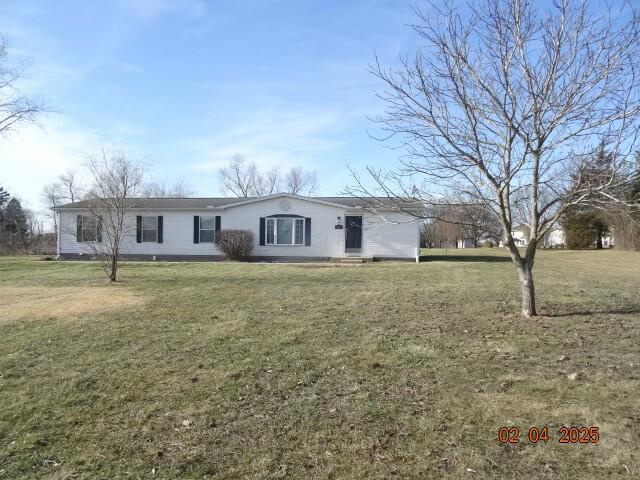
[517,261,537,317]
[109,255,117,282]
[596,236,603,249]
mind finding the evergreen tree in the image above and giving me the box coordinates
[611,152,640,250]
[562,210,609,249]
[0,185,9,226]
[563,145,615,249]
[2,197,28,248]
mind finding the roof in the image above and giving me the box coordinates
[56,193,423,212]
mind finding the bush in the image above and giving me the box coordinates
[215,229,255,261]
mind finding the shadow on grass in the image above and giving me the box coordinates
[419,255,511,263]
[549,307,640,317]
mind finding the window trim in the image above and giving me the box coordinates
[199,216,216,243]
[265,217,305,246]
[79,215,99,243]
[141,216,158,243]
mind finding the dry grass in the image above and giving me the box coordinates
[0,286,145,323]
[0,251,639,479]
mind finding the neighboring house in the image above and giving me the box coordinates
[456,234,498,248]
[55,194,421,261]
[510,224,564,248]
[543,226,565,248]
[512,224,532,247]
[506,224,616,249]
[456,238,475,249]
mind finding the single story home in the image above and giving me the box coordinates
[55,193,421,262]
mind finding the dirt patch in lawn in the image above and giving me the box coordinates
[0,286,145,322]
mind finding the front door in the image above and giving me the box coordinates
[345,215,362,253]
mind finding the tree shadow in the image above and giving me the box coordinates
[548,307,640,318]
[419,255,511,263]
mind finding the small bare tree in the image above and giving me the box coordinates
[0,36,44,136]
[84,148,144,282]
[349,0,640,316]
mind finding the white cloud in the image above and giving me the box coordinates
[0,114,102,213]
[187,109,346,173]
[115,0,207,20]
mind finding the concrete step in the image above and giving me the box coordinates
[330,257,370,264]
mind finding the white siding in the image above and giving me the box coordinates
[58,197,420,259]
[362,212,420,258]
[60,210,225,256]
[223,197,345,257]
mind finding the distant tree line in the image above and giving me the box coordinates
[218,154,318,197]
[419,146,640,251]
[421,203,501,248]
[0,185,54,255]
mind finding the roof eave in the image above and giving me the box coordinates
[221,193,352,209]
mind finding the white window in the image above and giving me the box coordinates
[142,216,157,242]
[80,215,99,242]
[200,216,216,243]
[266,217,304,245]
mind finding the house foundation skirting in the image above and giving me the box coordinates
[57,253,416,263]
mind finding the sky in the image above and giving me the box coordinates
[0,0,419,219]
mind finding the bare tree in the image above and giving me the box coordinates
[285,167,318,196]
[84,148,144,282]
[349,0,640,316]
[0,36,44,136]
[58,171,82,203]
[41,183,63,233]
[457,203,502,247]
[170,179,196,198]
[42,170,84,233]
[219,155,318,197]
[142,179,196,198]
[219,155,255,197]
[252,167,280,196]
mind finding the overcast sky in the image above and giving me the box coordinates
[0,0,419,216]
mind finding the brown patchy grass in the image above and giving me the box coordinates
[0,251,639,479]
[0,286,145,323]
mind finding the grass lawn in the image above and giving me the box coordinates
[1,251,639,479]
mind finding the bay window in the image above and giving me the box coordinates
[266,217,304,245]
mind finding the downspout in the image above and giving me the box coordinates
[56,209,61,259]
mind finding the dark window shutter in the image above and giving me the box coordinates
[193,216,200,243]
[305,218,311,246]
[157,216,163,243]
[97,216,103,242]
[136,216,142,243]
[214,215,221,242]
[76,215,82,242]
[259,217,265,246]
